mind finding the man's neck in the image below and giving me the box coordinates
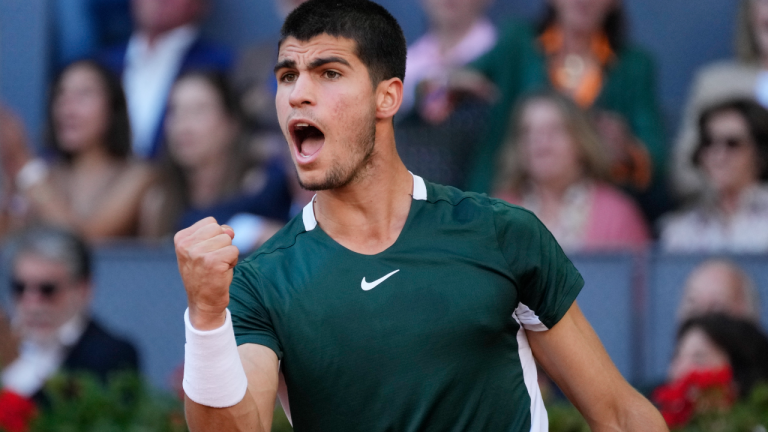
[313,130,413,255]
[560,26,595,57]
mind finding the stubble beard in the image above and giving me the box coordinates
[298,116,377,191]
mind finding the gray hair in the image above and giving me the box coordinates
[9,226,91,281]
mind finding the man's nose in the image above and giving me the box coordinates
[288,73,316,108]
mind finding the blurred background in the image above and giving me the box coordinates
[2,0,768,430]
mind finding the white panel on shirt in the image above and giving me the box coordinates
[123,25,199,158]
[513,303,548,431]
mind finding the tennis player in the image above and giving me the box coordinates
[175,1,668,430]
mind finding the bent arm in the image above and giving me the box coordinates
[527,302,667,432]
[186,343,279,432]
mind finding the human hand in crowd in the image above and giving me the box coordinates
[175,217,240,331]
[418,69,497,125]
[0,307,19,369]
[594,110,636,165]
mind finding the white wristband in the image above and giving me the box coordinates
[183,308,248,408]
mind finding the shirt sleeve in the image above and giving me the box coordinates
[229,262,283,359]
[492,200,584,330]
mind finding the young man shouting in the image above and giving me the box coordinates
[175,1,667,430]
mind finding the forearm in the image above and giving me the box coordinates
[581,390,666,432]
[530,304,667,431]
[185,392,268,432]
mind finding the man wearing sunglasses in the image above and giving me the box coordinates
[1,227,138,402]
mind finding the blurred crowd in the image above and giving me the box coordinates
[1,0,768,428]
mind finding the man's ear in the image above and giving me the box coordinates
[376,78,404,120]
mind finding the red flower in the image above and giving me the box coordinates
[0,389,36,432]
[652,366,735,429]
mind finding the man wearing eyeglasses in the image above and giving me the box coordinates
[0,227,139,402]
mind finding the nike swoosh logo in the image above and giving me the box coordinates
[361,269,400,291]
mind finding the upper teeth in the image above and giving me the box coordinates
[296,123,309,128]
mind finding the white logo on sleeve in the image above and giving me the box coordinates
[361,269,400,291]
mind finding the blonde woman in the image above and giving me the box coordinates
[674,0,768,198]
[494,92,649,251]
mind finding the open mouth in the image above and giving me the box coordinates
[291,121,326,159]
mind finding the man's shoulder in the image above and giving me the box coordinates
[63,319,139,373]
[425,181,537,221]
[238,214,310,269]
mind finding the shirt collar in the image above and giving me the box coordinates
[302,173,427,232]
[57,313,88,347]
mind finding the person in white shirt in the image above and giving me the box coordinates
[401,0,497,117]
[661,98,768,253]
[1,227,138,400]
[101,0,232,158]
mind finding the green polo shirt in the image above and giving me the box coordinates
[230,174,583,432]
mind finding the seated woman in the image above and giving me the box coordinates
[654,314,768,427]
[674,0,768,198]
[140,71,292,251]
[462,0,665,218]
[13,60,153,242]
[660,99,768,253]
[493,92,649,252]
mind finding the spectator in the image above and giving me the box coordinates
[678,259,761,323]
[139,71,291,251]
[660,99,768,253]
[673,0,768,199]
[100,0,233,159]
[400,0,496,116]
[1,227,139,402]
[494,91,649,251]
[15,60,154,242]
[666,314,768,400]
[460,0,665,222]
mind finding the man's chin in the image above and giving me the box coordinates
[297,166,351,191]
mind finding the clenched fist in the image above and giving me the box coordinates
[175,217,240,330]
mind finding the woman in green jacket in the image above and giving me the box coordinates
[459,0,667,221]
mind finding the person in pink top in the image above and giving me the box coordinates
[401,0,497,117]
[494,91,649,251]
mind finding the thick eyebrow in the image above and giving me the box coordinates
[307,56,351,70]
[274,59,297,75]
[273,56,352,76]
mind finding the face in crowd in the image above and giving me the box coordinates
[166,75,239,170]
[677,261,757,323]
[131,0,204,34]
[52,63,111,156]
[275,36,384,191]
[519,98,584,187]
[11,253,90,344]
[699,109,760,196]
[420,0,492,29]
[667,326,730,382]
[749,0,768,57]
[550,0,618,34]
